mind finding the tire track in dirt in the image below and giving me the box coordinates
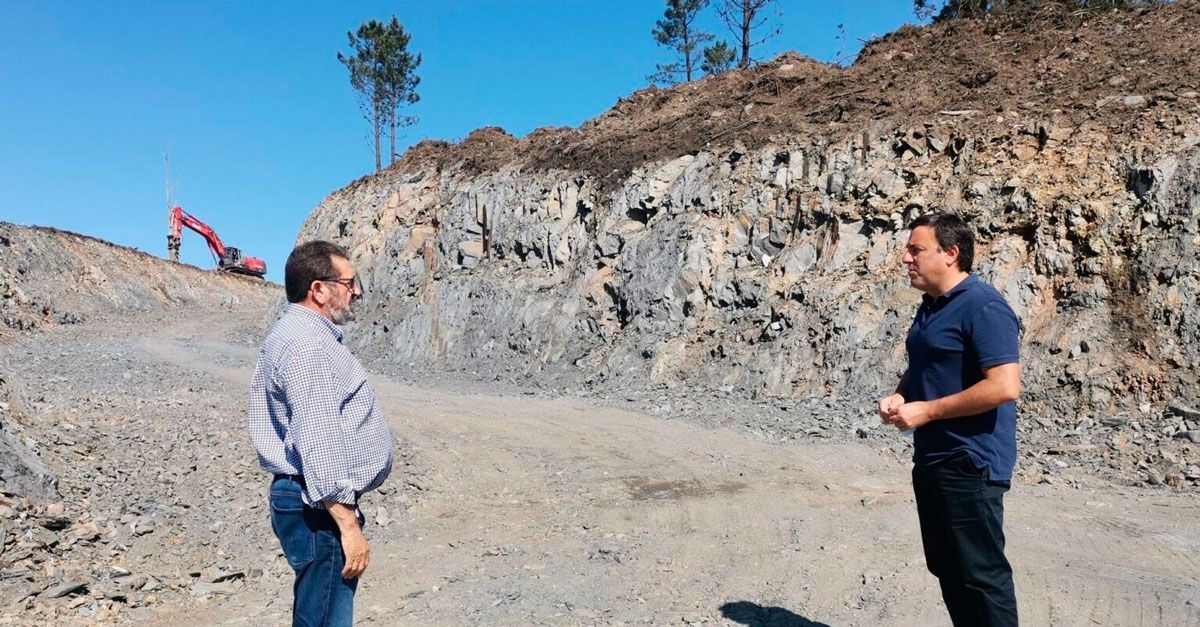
[1009,493,1200,627]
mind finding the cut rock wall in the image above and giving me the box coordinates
[301,115,1200,426]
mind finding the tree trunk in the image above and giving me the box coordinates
[373,100,383,172]
[389,114,397,166]
[684,29,693,82]
[373,123,382,172]
[740,2,751,68]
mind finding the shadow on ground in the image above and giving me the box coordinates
[720,601,831,627]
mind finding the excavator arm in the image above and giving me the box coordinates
[166,206,266,277]
[169,206,226,262]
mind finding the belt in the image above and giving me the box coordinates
[273,473,305,485]
[271,474,366,526]
[272,474,362,504]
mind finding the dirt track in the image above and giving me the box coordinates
[80,312,1197,626]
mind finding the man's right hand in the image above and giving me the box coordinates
[325,501,370,579]
[339,526,370,579]
[879,393,905,424]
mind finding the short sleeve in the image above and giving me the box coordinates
[969,300,1020,368]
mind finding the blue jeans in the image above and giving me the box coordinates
[269,476,358,627]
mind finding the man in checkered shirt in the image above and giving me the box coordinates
[247,240,393,626]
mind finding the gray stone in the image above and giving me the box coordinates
[1166,401,1200,421]
[0,425,58,503]
[44,580,88,598]
[1099,416,1127,428]
[191,580,237,596]
[406,475,431,491]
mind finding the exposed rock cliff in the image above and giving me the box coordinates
[300,4,1200,484]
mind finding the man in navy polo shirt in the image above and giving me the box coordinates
[879,212,1021,626]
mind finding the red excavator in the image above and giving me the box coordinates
[167,206,267,277]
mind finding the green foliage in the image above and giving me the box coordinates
[338,17,422,171]
[648,0,713,85]
[914,0,1159,22]
[701,41,736,75]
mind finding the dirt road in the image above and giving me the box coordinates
[133,314,1200,627]
[9,313,1200,625]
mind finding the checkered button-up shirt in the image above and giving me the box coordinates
[247,304,393,506]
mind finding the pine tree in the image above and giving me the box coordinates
[701,41,736,75]
[338,17,422,172]
[647,0,713,85]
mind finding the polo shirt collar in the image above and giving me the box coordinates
[921,273,977,307]
[287,303,344,343]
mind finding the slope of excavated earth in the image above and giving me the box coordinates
[398,1,1200,185]
[0,223,272,335]
[303,2,1199,494]
[0,222,281,500]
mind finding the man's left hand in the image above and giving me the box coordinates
[891,401,935,431]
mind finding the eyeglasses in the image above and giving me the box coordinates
[319,276,363,297]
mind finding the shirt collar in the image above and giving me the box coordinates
[921,273,977,307]
[286,303,343,343]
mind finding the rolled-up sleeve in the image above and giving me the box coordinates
[276,342,357,506]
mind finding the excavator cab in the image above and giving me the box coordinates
[222,247,245,268]
[220,246,268,277]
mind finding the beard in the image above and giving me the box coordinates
[329,300,356,325]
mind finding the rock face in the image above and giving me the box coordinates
[297,4,1200,429]
[303,121,1200,421]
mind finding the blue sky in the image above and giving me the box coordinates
[0,1,917,282]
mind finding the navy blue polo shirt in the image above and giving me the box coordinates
[906,273,1020,481]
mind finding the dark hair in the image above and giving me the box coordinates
[908,212,974,272]
[285,240,350,303]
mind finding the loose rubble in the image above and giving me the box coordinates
[0,314,425,624]
[0,225,421,622]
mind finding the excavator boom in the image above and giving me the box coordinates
[167,206,266,277]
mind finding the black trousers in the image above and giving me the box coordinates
[913,452,1018,627]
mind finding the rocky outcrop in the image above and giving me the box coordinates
[305,113,1200,422]
[297,5,1200,485]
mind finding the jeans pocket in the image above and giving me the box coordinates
[270,492,315,569]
